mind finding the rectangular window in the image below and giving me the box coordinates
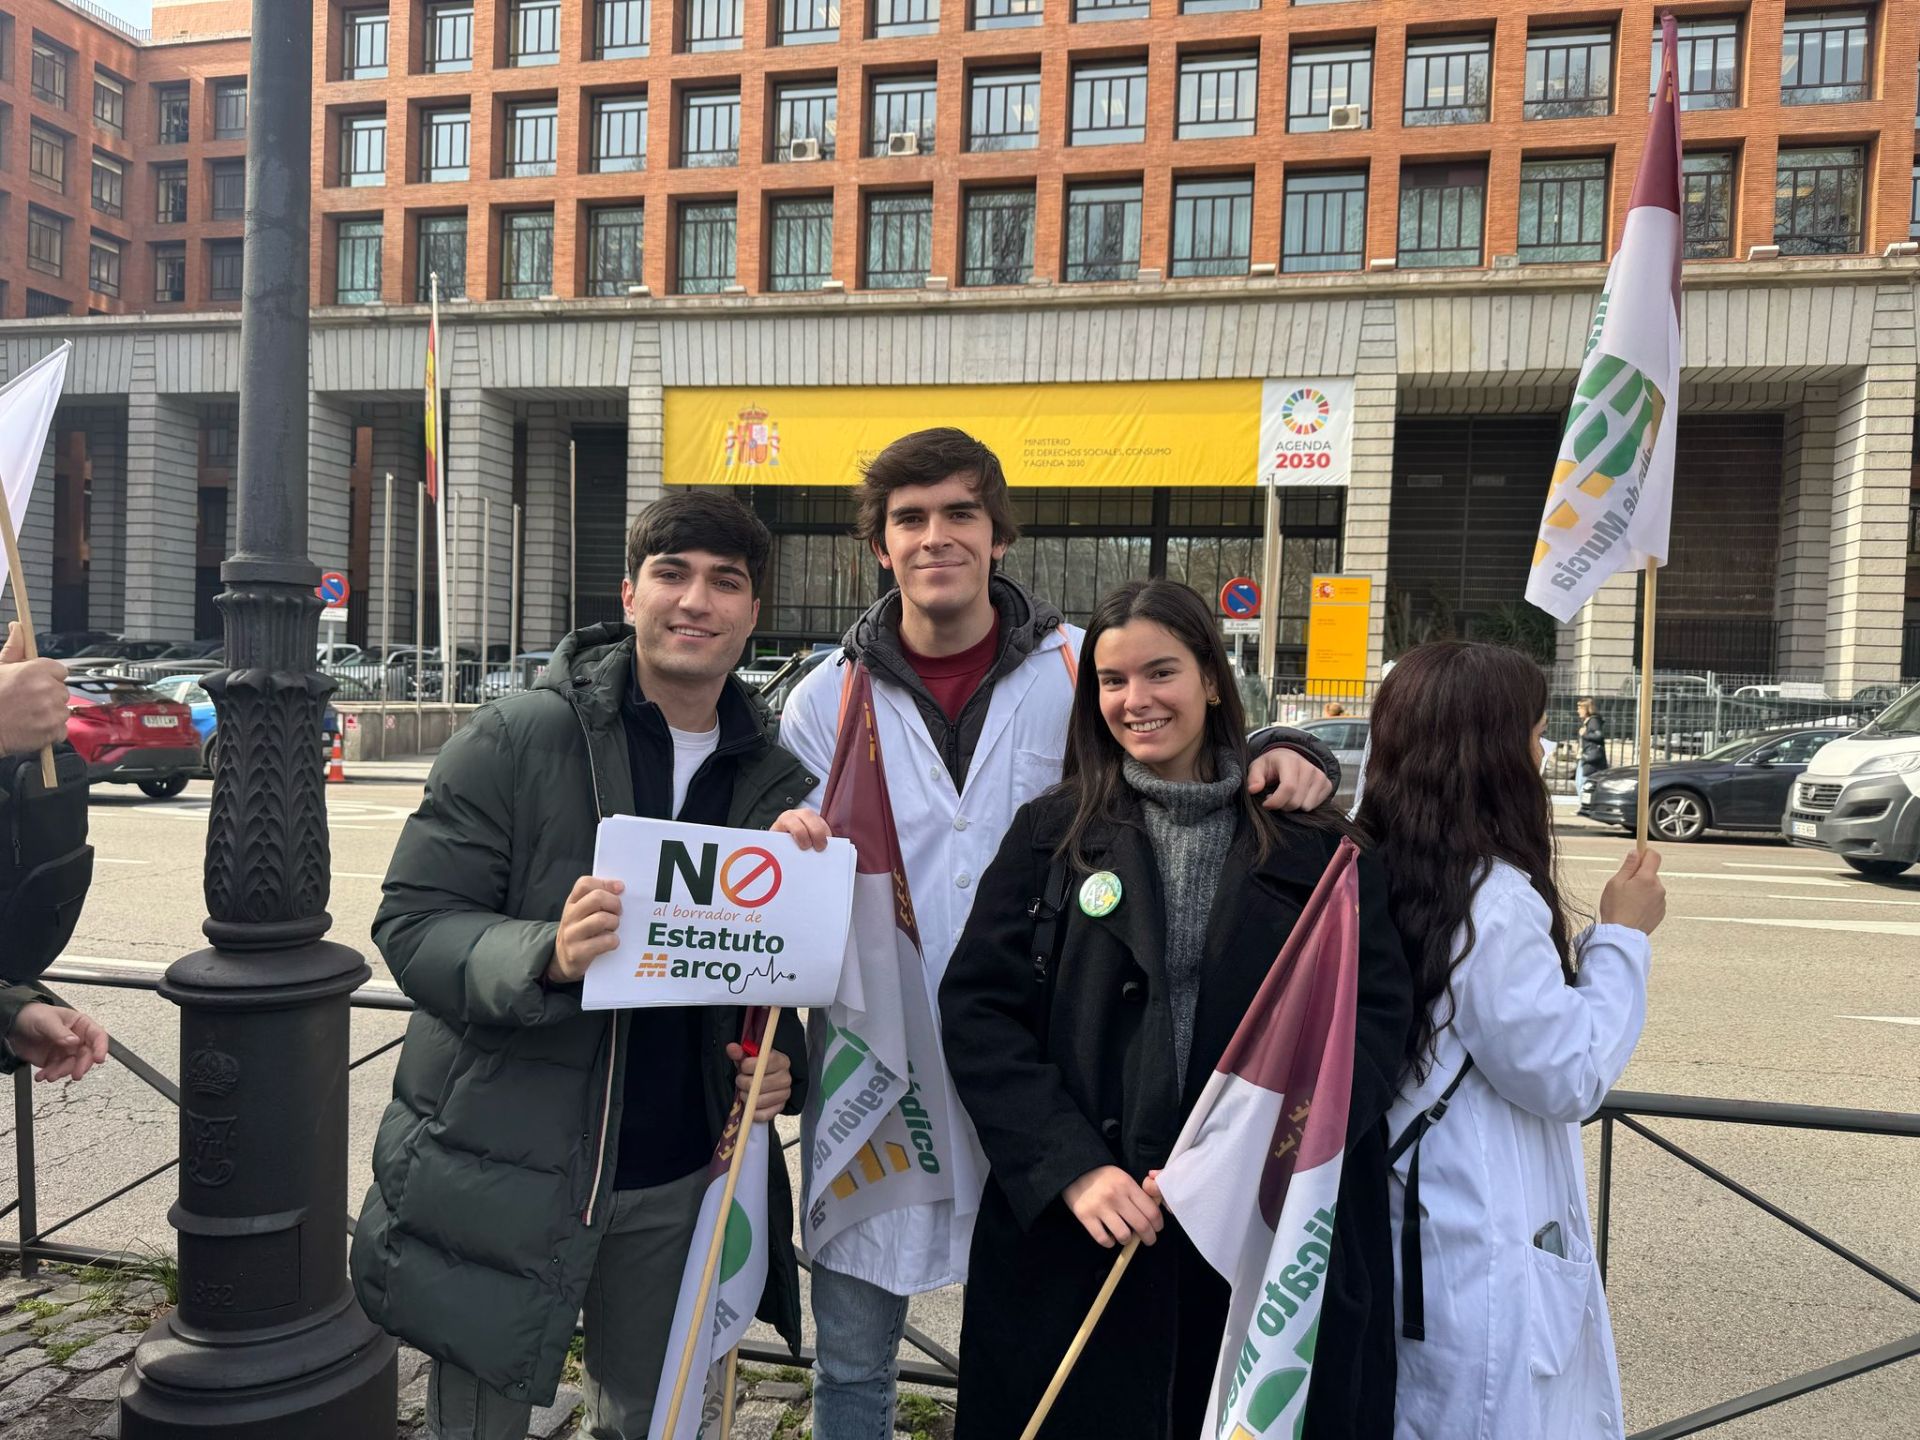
[153,243,186,302]
[417,214,467,299]
[1775,145,1866,254]
[211,159,245,219]
[1282,170,1366,272]
[208,239,244,300]
[680,89,740,166]
[344,8,388,79]
[1525,27,1613,119]
[506,102,558,178]
[1169,175,1251,277]
[24,290,67,318]
[686,0,744,50]
[1178,54,1258,139]
[422,108,471,181]
[963,188,1034,285]
[873,0,936,39]
[0,17,11,83]
[26,205,63,275]
[1664,18,1739,111]
[1063,181,1141,282]
[509,0,560,65]
[92,72,125,134]
[865,191,933,288]
[1913,162,1920,239]
[1781,9,1872,106]
[90,153,122,216]
[775,82,836,160]
[1404,35,1491,126]
[1397,161,1484,267]
[30,38,67,109]
[155,164,187,223]
[592,96,647,172]
[29,123,64,193]
[595,0,649,57]
[501,210,554,297]
[587,204,646,295]
[779,0,839,44]
[341,114,386,186]
[213,80,248,139]
[970,69,1041,151]
[1071,62,1147,145]
[1682,151,1735,258]
[88,235,120,296]
[974,0,1040,29]
[676,198,736,293]
[871,75,936,155]
[1517,157,1607,263]
[424,2,474,72]
[1181,0,1254,12]
[157,84,189,144]
[768,196,832,290]
[1075,0,1145,22]
[336,218,382,303]
[1287,42,1369,133]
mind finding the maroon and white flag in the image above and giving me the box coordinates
[1154,838,1362,1438]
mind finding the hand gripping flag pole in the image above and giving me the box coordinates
[658,1003,782,1440]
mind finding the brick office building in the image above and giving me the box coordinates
[4,0,1920,690]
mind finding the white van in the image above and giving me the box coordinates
[1781,682,1920,877]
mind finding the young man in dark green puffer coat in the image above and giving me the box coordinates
[350,492,816,1440]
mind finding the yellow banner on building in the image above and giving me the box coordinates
[663,380,1270,488]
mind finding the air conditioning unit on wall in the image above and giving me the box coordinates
[1327,104,1365,131]
[886,130,921,157]
[787,137,821,162]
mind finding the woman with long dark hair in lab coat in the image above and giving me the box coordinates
[1356,642,1666,1440]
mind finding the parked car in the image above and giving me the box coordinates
[155,638,224,663]
[65,677,202,799]
[318,642,365,667]
[64,638,180,674]
[1783,682,1920,879]
[480,651,553,700]
[1579,725,1853,841]
[36,629,115,659]
[150,675,341,778]
[1292,716,1370,813]
[761,646,836,724]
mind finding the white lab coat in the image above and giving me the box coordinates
[778,627,1082,1295]
[1385,861,1650,1440]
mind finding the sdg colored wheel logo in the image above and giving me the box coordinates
[1280,389,1332,435]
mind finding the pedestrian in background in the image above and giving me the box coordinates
[938,579,1413,1440]
[1356,642,1665,1440]
[1576,698,1607,790]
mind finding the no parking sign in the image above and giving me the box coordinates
[1219,577,1262,620]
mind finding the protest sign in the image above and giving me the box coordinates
[582,816,855,1010]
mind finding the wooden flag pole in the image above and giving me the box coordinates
[1635,564,1659,853]
[659,1004,783,1440]
[1017,1236,1142,1440]
[0,480,56,788]
[717,1347,740,1440]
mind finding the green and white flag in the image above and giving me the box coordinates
[648,1040,769,1440]
[1526,14,1683,623]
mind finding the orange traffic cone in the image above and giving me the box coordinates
[327,734,346,785]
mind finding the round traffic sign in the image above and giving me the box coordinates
[1219,577,1261,619]
[316,571,350,606]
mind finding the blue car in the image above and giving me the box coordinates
[152,675,340,777]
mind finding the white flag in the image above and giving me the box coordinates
[1525,17,1683,624]
[0,343,72,597]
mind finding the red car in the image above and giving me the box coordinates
[65,677,202,800]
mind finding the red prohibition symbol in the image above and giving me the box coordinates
[719,846,783,907]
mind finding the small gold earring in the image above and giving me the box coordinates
[1207,694,1221,707]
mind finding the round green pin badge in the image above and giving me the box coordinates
[1079,870,1123,918]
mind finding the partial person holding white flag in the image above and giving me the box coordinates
[1525,13,1683,624]
[936,579,1411,1440]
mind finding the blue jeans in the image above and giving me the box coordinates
[810,1263,910,1440]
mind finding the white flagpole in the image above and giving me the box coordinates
[414,478,425,727]
[380,470,394,760]
[480,494,492,681]
[431,271,454,704]
[509,501,522,666]
[568,438,577,635]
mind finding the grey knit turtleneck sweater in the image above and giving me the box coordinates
[1122,748,1243,1084]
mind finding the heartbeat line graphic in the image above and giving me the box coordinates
[730,954,799,994]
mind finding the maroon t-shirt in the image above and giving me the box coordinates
[899,624,1000,720]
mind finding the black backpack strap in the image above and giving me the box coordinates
[1389,1054,1475,1342]
[1025,852,1074,1051]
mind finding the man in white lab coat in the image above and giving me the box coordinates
[773,427,1342,1436]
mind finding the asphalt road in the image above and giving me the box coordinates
[10,776,1919,1437]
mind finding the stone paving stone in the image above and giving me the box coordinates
[395,1344,431,1390]
[61,1334,136,1374]
[0,1282,52,1309]
[34,1289,87,1309]
[0,1339,31,1365]
[730,1399,787,1440]
[90,1406,120,1440]
[527,1384,581,1439]
[0,1409,79,1440]
[0,1351,47,1390]
[113,1284,164,1314]
[65,1370,121,1403]
[0,1367,66,1425]
[0,1316,33,1338]
[756,1380,806,1403]
[397,1370,429,1425]
[45,1321,113,1346]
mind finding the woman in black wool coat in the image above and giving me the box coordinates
[940,579,1415,1440]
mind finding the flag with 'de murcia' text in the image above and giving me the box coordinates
[1526,13,1683,624]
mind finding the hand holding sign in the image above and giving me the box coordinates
[581,816,855,1010]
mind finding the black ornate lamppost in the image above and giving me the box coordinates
[119,1,398,1433]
